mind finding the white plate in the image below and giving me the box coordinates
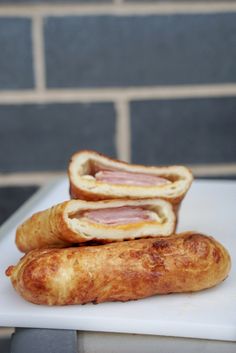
[0,179,236,341]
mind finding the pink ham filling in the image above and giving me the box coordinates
[95,170,170,186]
[83,206,157,225]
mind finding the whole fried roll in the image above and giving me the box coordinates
[16,199,176,253]
[6,232,231,306]
[68,150,193,204]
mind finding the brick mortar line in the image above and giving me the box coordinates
[190,164,236,176]
[114,0,124,5]
[0,328,14,338]
[115,100,131,163]
[32,15,46,91]
[0,172,65,186]
[1,3,236,16]
[0,165,236,186]
[1,85,236,104]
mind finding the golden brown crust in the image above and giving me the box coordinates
[7,232,231,306]
[70,150,129,169]
[68,150,193,204]
[15,199,176,253]
[70,183,185,206]
[16,202,74,252]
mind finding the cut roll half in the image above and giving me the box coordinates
[68,150,193,204]
[16,198,176,253]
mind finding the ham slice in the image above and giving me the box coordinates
[95,170,170,186]
[83,206,158,225]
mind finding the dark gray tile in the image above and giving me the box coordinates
[11,329,77,353]
[45,13,236,88]
[124,0,235,4]
[0,186,38,225]
[0,0,110,2]
[131,97,236,165]
[0,330,12,353]
[0,18,34,90]
[197,176,236,180]
[0,103,116,172]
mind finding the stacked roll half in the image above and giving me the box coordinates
[6,150,231,306]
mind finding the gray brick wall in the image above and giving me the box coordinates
[0,102,116,172]
[131,97,236,165]
[44,14,236,88]
[1,3,236,169]
[0,18,34,89]
[0,1,236,211]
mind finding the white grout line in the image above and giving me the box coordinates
[1,3,236,16]
[0,328,14,337]
[0,164,236,187]
[1,84,236,104]
[115,100,131,163]
[32,15,46,92]
[114,0,124,5]
[189,164,236,176]
[0,172,65,186]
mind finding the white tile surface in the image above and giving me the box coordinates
[0,179,235,341]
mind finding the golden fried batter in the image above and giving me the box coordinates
[68,150,193,204]
[6,232,231,306]
[16,199,176,253]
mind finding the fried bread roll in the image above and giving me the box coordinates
[7,232,231,306]
[16,199,176,253]
[68,150,193,204]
